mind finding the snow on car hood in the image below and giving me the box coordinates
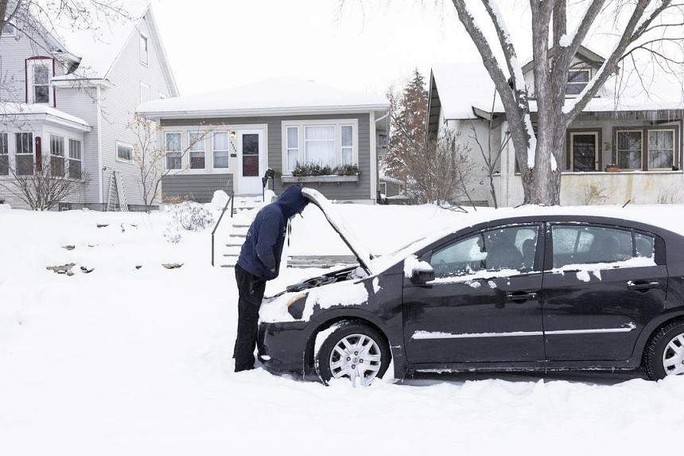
[301,188,376,274]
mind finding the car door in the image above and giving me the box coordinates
[542,223,668,361]
[403,224,546,364]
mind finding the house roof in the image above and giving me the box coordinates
[520,45,605,73]
[40,1,178,96]
[137,77,390,119]
[0,102,91,131]
[431,57,684,123]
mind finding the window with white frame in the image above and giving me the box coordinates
[213,132,230,169]
[188,131,205,169]
[165,132,182,170]
[285,126,299,173]
[0,133,8,175]
[50,134,65,177]
[648,129,675,170]
[68,139,82,179]
[15,132,33,175]
[117,142,133,162]
[283,121,357,173]
[140,34,149,66]
[566,68,591,96]
[31,60,51,103]
[615,127,678,171]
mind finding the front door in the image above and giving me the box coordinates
[236,130,265,195]
[570,131,599,171]
[403,224,546,364]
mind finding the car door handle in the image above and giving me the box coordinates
[627,280,661,291]
[506,291,538,302]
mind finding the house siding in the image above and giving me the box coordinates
[160,113,374,201]
[97,15,176,206]
[162,174,233,203]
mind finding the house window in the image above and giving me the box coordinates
[140,34,149,66]
[49,134,65,177]
[68,139,82,179]
[0,133,8,175]
[15,132,33,175]
[2,21,16,36]
[165,132,182,170]
[283,120,358,174]
[212,132,230,169]
[648,129,675,170]
[188,131,205,169]
[286,126,299,173]
[117,142,133,162]
[567,69,591,95]
[341,125,353,165]
[616,130,642,170]
[33,62,51,103]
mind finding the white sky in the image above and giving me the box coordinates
[150,0,530,97]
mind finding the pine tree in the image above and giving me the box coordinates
[383,69,428,184]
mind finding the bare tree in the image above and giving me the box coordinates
[468,90,511,209]
[0,155,89,210]
[128,114,211,208]
[451,0,684,205]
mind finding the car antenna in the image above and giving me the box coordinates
[622,199,631,208]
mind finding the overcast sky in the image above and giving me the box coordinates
[149,0,532,97]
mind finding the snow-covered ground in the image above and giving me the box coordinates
[2,202,684,455]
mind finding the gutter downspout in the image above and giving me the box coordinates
[96,85,104,207]
[373,112,390,203]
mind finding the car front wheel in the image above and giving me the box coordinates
[315,322,390,386]
[644,320,684,379]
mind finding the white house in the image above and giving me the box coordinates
[0,1,178,209]
[429,47,684,206]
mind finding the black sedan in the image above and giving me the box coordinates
[258,190,684,385]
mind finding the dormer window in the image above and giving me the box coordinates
[26,58,53,104]
[140,34,149,66]
[567,69,591,95]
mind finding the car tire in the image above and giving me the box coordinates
[644,320,684,380]
[315,321,390,386]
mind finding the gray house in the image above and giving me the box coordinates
[0,3,178,209]
[429,47,684,206]
[137,78,390,203]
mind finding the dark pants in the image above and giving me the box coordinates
[233,264,267,372]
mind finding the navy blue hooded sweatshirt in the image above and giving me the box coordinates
[236,185,309,280]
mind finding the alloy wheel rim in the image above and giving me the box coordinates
[329,334,383,385]
[662,333,684,376]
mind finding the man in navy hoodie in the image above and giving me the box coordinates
[233,185,309,372]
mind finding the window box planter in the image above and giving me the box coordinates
[281,174,359,184]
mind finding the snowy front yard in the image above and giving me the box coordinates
[2,203,684,455]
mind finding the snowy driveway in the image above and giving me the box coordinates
[1,207,684,455]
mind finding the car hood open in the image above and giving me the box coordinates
[301,188,375,275]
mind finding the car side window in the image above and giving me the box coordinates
[430,226,539,278]
[551,225,654,268]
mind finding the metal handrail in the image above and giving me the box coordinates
[211,193,234,267]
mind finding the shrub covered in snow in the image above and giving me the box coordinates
[169,202,215,231]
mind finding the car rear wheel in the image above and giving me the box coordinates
[315,322,390,386]
[644,320,684,379]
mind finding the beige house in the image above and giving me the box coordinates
[429,47,684,206]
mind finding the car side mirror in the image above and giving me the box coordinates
[410,264,435,284]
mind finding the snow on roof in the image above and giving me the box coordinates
[56,1,151,78]
[434,59,684,119]
[0,102,90,129]
[137,77,389,118]
[431,63,496,120]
